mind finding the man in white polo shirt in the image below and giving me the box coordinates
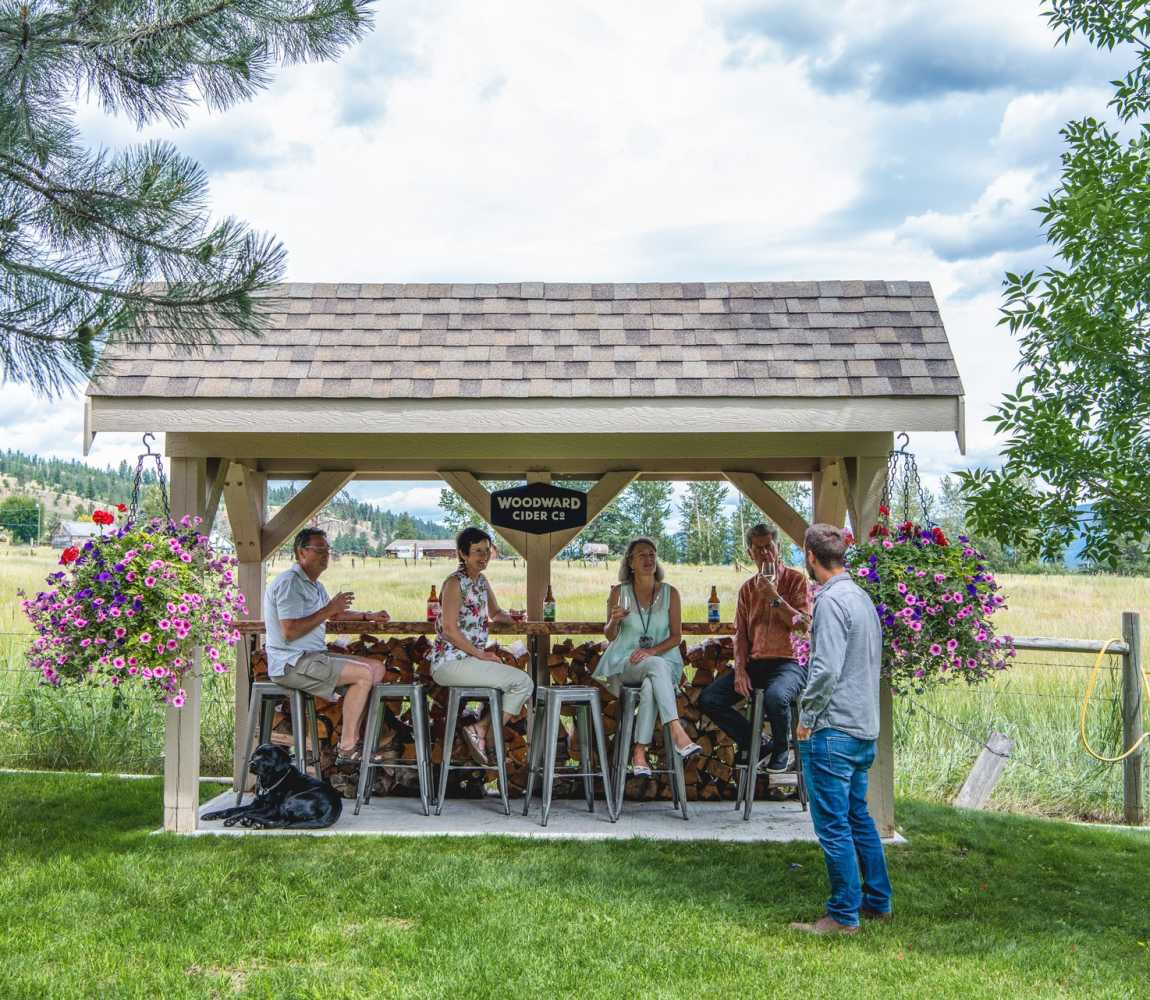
[264,527,391,764]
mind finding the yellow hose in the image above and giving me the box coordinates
[1078,639,1150,763]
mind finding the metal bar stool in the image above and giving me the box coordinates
[523,686,616,826]
[435,687,510,816]
[612,683,689,820]
[734,694,808,819]
[355,682,436,817]
[236,681,321,804]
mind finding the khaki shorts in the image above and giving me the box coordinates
[278,651,357,701]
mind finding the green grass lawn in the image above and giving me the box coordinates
[0,774,1147,999]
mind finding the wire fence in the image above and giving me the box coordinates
[0,631,1141,820]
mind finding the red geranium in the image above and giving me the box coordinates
[869,524,890,538]
[91,510,114,526]
[843,531,855,546]
[59,546,79,565]
[115,503,127,513]
[879,504,890,516]
[932,526,949,546]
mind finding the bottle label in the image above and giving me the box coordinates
[543,602,556,622]
[427,601,441,622]
[707,603,720,623]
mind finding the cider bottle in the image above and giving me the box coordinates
[426,584,441,622]
[707,585,720,624]
[543,584,556,623]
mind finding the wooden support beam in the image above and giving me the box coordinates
[526,471,552,688]
[844,448,896,837]
[438,470,529,559]
[164,457,207,833]
[204,458,229,534]
[549,470,638,557]
[812,456,848,528]
[722,471,810,549]
[259,470,354,559]
[223,462,266,564]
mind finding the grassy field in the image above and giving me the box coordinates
[0,771,1147,999]
[1,548,1146,821]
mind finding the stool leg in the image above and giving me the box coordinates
[744,689,766,822]
[540,697,563,827]
[290,692,308,777]
[613,693,636,814]
[236,690,263,805]
[588,694,615,822]
[354,691,381,816]
[523,694,546,816]
[576,703,594,813]
[307,696,323,779]
[664,724,689,820]
[435,689,461,816]
[661,724,679,809]
[735,697,751,810]
[792,705,809,812]
[410,691,431,817]
[490,691,510,817]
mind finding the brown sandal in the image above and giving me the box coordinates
[335,742,363,765]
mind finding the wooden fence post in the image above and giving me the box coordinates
[1122,611,1144,826]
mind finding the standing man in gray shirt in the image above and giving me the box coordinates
[791,523,892,936]
[265,528,391,765]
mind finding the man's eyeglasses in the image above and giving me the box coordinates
[303,546,331,554]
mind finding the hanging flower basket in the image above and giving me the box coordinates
[791,435,1015,694]
[22,508,245,707]
[847,508,1015,693]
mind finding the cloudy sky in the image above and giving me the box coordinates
[3,0,1130,524]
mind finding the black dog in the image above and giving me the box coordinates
[202,743,343,829]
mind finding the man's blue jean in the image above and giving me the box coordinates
[799,727,892,925]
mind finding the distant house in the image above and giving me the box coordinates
[52,520,101,548]
[582,542,610,562]
[385,539,458,560]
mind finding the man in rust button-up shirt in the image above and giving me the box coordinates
[699,523,811,772]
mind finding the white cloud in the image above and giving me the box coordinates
[4,0,1123,516]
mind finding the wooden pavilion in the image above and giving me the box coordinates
[85,279,964,833]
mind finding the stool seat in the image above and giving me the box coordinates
[613,683,689,820]
[235,680,322,805]
[435,686,511,816]
[355,682,436,817]
[734,695,808,819]
[523,685,616,826]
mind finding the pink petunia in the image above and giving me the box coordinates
[929,644,943,656]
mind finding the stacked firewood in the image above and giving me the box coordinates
[249,635,796,803]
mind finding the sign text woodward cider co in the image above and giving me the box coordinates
[490,482,588,535]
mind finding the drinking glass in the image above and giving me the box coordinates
[617,590,631,615]
[758,561,777,585]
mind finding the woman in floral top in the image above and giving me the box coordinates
[431,527,533,763]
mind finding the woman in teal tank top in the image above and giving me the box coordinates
[595,537,702,775]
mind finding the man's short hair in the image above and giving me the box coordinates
[293,528,327,558]
[804,523,848,568]
[744,522,779,551]
[456,526,493,559]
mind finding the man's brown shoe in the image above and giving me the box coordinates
[861,908,893,923]
[789,915,859,936]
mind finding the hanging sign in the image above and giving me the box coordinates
[490,482,587,535]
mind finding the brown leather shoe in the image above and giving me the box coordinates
[861,908,893,923]
[789,915,859,936]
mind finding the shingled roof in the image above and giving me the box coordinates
[88,281,962,400]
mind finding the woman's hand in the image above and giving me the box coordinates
[607,605,628,624]
[477,648,503,663]
[629,648,652,665]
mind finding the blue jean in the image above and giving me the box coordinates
[799,728,892,925]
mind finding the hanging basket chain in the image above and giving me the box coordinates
[881,432,935,527]
[128,433,171,525]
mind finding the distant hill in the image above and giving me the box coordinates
[0,450,446,553]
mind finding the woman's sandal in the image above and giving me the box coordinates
[335,742,364,766]
[462,724,490,766]
[630,761,653,778]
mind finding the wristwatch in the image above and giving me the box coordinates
[771,597,783,608]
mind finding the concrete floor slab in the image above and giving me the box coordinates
[193,789,904,843]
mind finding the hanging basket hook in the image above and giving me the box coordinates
[895,432,910,453]
[140,432,160,458]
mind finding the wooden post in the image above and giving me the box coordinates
[164,457,207,833]
[526,471,551,688]
[1122,611,1144,825]
[224,464,267,794]
[952,732,1014,810]
[847,450,896,837]
[812,456,848,527]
